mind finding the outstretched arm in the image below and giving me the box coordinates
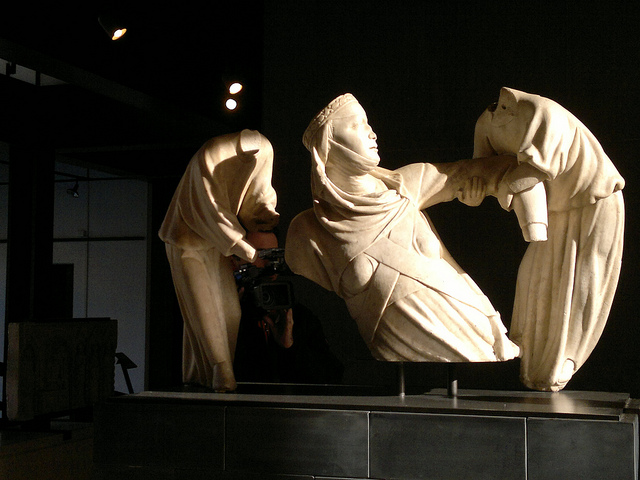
[399,155,517,210]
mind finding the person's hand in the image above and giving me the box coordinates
[264,308,294,348]
[457,176,487,207]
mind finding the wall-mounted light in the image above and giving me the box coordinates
[98,14,127,41]
[67,181,80,198]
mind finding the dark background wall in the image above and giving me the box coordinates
[259,1,640,395]
[1,2,637,397]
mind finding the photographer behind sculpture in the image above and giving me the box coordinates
[233,230,344,384]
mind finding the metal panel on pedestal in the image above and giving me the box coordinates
[225,406,369,478]
[370,411,526,480]
[527,414,638,480]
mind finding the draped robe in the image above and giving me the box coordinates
[474,87,625,390]
[159,130,278,390]
[286,147,520,362]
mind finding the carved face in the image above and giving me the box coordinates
[331,103,380,163]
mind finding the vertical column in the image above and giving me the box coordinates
[4,143,54,322]
[2,143,55,416]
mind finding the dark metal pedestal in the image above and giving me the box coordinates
[94,386,639,480]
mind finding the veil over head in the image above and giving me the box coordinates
[303,93,359,157]
[301,94,411,261]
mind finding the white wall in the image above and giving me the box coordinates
[52,163,148,394]
[0,156,148,396]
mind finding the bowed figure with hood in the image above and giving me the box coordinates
[474,87,625,391]
[160,129,279,392]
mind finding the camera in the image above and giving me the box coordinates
[234,248,294,311]
[249,281,294,311]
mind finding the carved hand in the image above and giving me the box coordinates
[457,176,487,207]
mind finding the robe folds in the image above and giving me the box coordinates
[159,130,278,390]
[474,87,625,391]
[286,152,521,363]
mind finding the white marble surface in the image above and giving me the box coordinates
[286,94,521,365]
[159,130,279,391]
[474,87,625,391]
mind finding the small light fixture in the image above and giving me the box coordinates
[98,15,127,41]
[225,98,238,111]
[67,181,80,198]
[228,82,243,94]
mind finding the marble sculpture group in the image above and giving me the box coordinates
[160,88,624,393]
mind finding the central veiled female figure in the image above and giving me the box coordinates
[285,93,521,363]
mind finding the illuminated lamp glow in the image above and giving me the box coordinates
[99,15,127,41]
[112,28,127,40]
[229,82,243,94]
[225,98,238,110]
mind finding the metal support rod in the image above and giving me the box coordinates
[447,363,458,398]
[397,362,405,397]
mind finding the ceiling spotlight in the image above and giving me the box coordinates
[98,15,127,41]
[228,82,243,94]
[225,98,238,111]
[67,181,80,198]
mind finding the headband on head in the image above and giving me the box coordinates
[302,93,359,151]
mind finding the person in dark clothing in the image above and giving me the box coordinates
[233,231,343,384]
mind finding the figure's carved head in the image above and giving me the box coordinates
[303,93,380,175]
[330,101,379,164]
[238,129,262,158]
[235,131,280,233]
[239,202,280,233]
[489,87,519,127]
[303,93,358,151]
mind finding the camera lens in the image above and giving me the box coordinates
[253,282,292,310]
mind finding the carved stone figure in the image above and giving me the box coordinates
[286,94,521,364]
[474,87,625,391]
[159,129,279,391]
